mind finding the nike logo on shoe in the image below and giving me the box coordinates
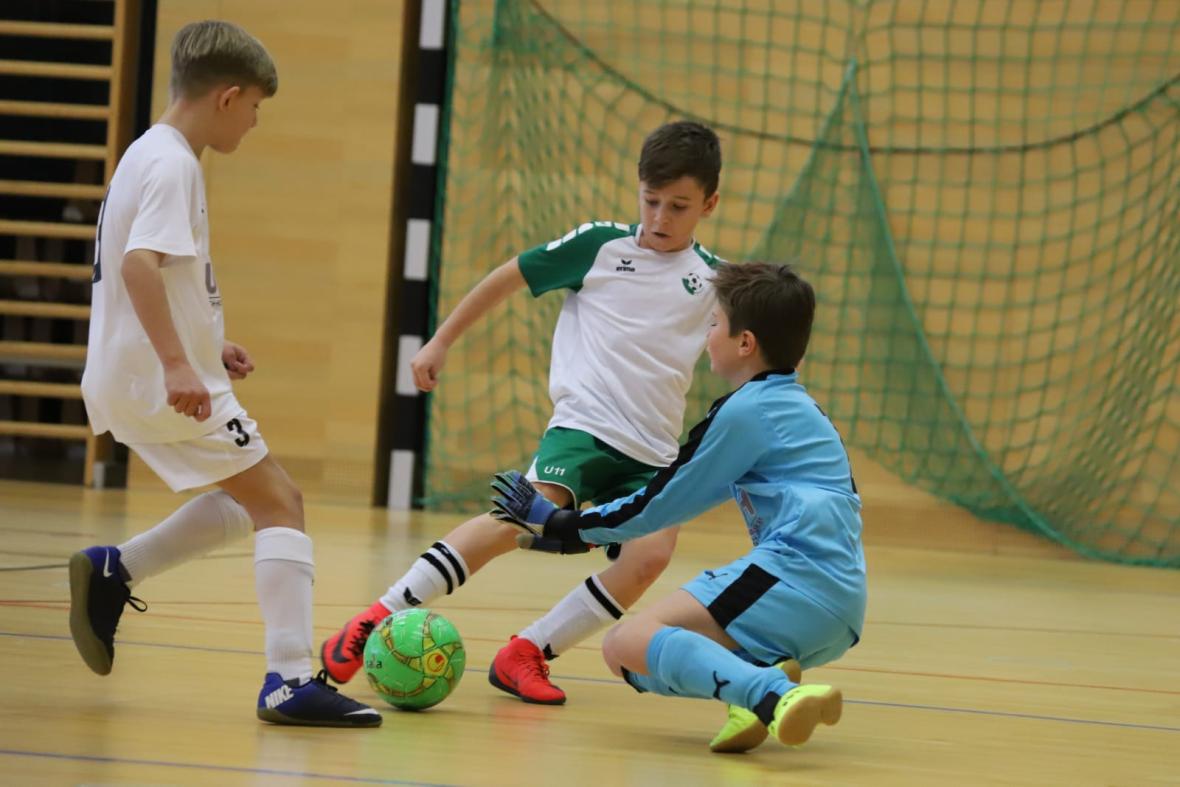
[102,550,113,578]
[263,684,294,709]
[330,632,352,665]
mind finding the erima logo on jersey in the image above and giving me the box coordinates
[616,258,635,272]
[263,684,294,709]
[682,272,704,295]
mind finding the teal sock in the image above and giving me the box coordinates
[629,626,795,711]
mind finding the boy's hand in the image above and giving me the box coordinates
[222,341,255,380]
[410,339,448,392]
[164,362,211,421]
[490,471,591,555]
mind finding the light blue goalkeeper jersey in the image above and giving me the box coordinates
[578,369,866,635]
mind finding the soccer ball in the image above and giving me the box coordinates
[363,608,466,710]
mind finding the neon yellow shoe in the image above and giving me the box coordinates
[767,684,843,746]
[708,659,802,753]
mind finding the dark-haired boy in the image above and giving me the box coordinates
[493,262,865,752]
[323,121,728,707]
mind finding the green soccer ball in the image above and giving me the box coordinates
[363,608,466,710]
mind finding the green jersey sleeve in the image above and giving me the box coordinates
[517,221,632,296]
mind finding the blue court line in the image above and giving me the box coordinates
[5,629,1176,735]
[0,749,453,786]
[847,699,1180,733]
[0,630,261,657]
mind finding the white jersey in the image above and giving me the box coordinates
[81,124,239,444]
[518,221,721,467]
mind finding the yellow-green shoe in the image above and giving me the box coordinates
[708,659,803,753]
[767,684,843,747]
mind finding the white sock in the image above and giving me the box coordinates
[254,527,314,682]
[379,540,469,612]
[119,491,254,587]
[519,575,624,658]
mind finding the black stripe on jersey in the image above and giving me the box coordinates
[584,577,623,619]
[573,367,796,534]
[575,391,736,533]
[706,563,779,629]
[432,541,466,585]
[421,551,454,594]
[568,370,792,535]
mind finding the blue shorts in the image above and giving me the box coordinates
[682,549,858,669]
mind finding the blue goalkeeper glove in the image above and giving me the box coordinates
[490,471,591,555]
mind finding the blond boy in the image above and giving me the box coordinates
[71,20,379,727]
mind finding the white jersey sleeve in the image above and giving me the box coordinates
[125,156,200,260]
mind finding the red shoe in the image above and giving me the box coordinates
[488,636,567,705]
[320,601,391,684]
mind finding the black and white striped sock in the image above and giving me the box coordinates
[518,575,624,659]
[380,541,469,611]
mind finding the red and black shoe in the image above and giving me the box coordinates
[319,601,390,684]
[488,635,566,705]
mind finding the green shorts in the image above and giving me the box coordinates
[526,426,661,508]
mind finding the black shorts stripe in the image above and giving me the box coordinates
[619,667,647,694]
[432,541,466,585]
[421,551,453,594]
[706,564,778,630]
[585,577,624,619]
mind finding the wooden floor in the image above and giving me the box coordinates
[1,478,1178,786]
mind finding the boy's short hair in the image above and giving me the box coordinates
[171,20,278,100]
[713,262,815,370]
[637,121,722,197]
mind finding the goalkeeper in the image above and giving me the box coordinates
[493,262,865,753]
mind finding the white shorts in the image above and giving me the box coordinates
[128,411,269,492]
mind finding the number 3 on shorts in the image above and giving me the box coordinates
[226,418,250,447]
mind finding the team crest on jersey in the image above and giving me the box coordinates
[682,272,704,295]
[737,488,764,542]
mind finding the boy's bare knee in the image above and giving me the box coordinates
[252,478,304,529]
[601,625,626,676]
[284,482,304,521]
[617,539,675,588]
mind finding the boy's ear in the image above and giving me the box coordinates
[738,329,758,357]
[216,85,242,111]
[702,191,720,216]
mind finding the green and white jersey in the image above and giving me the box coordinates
[518,221,722,467]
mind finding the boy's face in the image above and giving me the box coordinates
[210,84,266,154]
[706,306,746,383]
[637,176,719,253]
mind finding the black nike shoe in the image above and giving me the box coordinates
[67,546,146,675]
[257,670,382,727]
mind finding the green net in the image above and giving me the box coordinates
[423,0,1180,567]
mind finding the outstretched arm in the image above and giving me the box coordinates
[410,258,525,391]
[493,393,767,552]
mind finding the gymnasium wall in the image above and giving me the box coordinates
[130,1,407,502]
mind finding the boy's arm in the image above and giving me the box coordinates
[577,399,764,543]
[410,257,525,392]
[494,395,767,551]
[122,248,211,421]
